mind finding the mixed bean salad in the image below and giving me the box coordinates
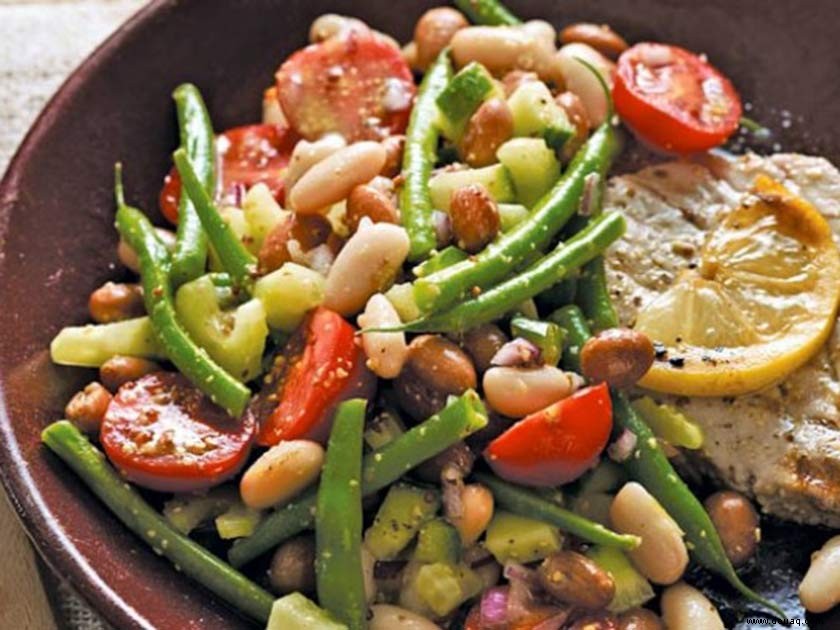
[45,1,801,628]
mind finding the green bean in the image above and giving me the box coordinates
[228,391,488,567]
[173,148,257,290]
[401,49,453,261]
[413,123,620,314]
[577,257,618,332]
[474,472,639,550]
[114,166,251,416]
[558,307,786,619]
[380,212,625,334]
[170,84,215,287]
[41,421,273,622]
[316,400,367,630]
[454,0,521,25]
[549,305,589,373]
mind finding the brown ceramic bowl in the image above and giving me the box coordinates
[1,0,839,628]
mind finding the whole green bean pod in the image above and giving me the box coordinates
[401,49,453,261]
[228,391,488,567]
[380,212,625,334]
[577,257,618,332]
[474,472,639,550]
[114,166,251,416]
[173,148,257,290]
[316,399,367,630]
[413,123,620,313]
[41,420,273,622]
[170,83,215,287]
[558,306,786,619]
[454,0,521,25]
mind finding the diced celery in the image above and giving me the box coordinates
[253,263,326,332]
[385,282,420,322]
[485,511,563,564]
[496,137,561,208]
[414,519,462,565]
[175,275,268,381]
[498,203,530,232]
[510,315,565,366]
[242,182,290,251]
[215,502,263,539]
[266,593,347,630]
[631,397,705,450]
[364,410,406,450]
[402,561,482,619]
[209,206,253,270]
[412,246,469,278]
[429,164,515,212]
[163,486,237,535]
[364,484,441,560]
[587,545,655,613]
[50,317,165,367]
[436,62,499,140]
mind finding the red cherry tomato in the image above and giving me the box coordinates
[275,31,415,142]
[100,372,256,493]
[613,42,742,154]
[250,307,376,446]
[158,123,298,224]
[484,383,613,487]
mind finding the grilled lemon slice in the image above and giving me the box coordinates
[635,175,840,396]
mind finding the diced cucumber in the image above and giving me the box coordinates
[386,282,421,322]
[485,511,563,564]
[414,519,462,565]
[267,593,347,630]
[576,460,628,496]
[507,82,575,153]
[412,246,469,278]
[631,397,705,450]
[242,182,290,251]
[215,502,263,539]
[498,203,530,232]
[510,315,566,366]
[429,164,515,212]
[587,545,655,613]
[402,561,483,618]
[571,492,614,527]
[436,62,499,140]
[50,317,165,367]
[364,410,406,450]
[209,206,253,270]
[496,137,561,208]
[162,486,237,535]
[365,484,441,560]
[175,275,268,382]
[253,263,326,332]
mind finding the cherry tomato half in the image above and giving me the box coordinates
[250,307,376,446]
[613,42,742,153]
[100,372,256,493]
[275,31,415,142]
[158,122,298,224]
[484,383,613,487]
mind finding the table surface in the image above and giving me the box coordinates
[0,1,145,627]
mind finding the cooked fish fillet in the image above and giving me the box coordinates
[603,151,840,527]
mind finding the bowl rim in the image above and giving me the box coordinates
[0,2,178,628]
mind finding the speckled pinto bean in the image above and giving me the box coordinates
[449,183,501,253]
[703,490,760,567]
[345,184,399,233]
[560,23,629,60]
[458,98,514,168]
[88,282,145,323]
[65,382,112,434]
[414,7,469,69]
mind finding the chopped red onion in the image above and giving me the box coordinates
[432,210,452,247]
[608,428,638,463]
[441,463,465,521]
[503,562,542,622]
[578,172,601,217]
[479,586,510,628]
[491,338,542,368]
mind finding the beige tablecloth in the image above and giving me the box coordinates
[0,2,145,628]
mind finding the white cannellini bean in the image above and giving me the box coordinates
[309,13,400,49]
[117,227,176,273]
[358,293,408,379]
[482,365,583,417]
[799,534,840,613]
[555,42,615,126]
[610,482,689,585]
[519,20,557,51]
[324,218,410,315]
[289,141,387,214]
[284,133,347,192]
[239,440,324,509]
[661,582,725,630]
[450,26,560,84]
[369,605,441,630]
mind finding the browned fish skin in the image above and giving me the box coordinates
[603,152,840,527]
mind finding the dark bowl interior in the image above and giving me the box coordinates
[1,0,839,628]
